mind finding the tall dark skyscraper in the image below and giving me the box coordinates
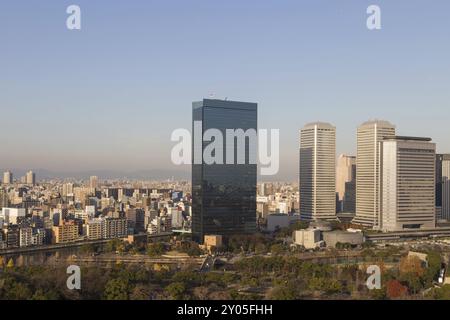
[192,99,257,242]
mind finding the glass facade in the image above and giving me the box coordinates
[192,99,257,242]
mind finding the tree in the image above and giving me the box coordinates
[424,251,442,286]
[31,289,61,300]
[179,242,203,257]
[165,282,186,300]
[6,258,14,269]
[386,279,408,299]
[292,221,309,231]
[270,283,299,300]
[270,244,284,256]
[400,272,423,295]
[308,277,342,294]
[399,256,425,277]
[193,286,210,300]
[370,288,387,300]
[426,284,450,300]
[255,243,267,255]
[147,243,166,257]
[105,239,125,253]
[80,244,96,255]
[172,271,202,287]
[6,282,32,300]
[103,278,130,300]
[130,285,151,300]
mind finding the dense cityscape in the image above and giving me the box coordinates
[1,99,450,301]
[2,1,450,310]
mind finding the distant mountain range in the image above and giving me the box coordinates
[0,168,190,181]
[1,168,293,182]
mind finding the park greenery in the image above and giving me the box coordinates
[0,233,448,300]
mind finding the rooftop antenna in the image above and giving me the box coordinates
[208,92,216,99]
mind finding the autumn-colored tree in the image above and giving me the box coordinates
[399,256,425,277]
[6,258,14,269]
[386,279,408,299]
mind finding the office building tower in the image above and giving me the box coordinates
[192,99,257,242]
[336,154,356,213]
[62,183,74,197]
[26,171,36,185]
[441,155,450,221]
[354,120,396,228]
[381,137,436,232]
[0,189,8,209]
[436,154,444,220]
[299,122,336,221]
[90,176,98,189]
[3,171,12,185]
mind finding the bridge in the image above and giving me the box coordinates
[365,227,450,242]
[67,254,204,268]
[0,232,174,256]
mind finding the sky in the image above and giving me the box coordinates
[1,0,450,181]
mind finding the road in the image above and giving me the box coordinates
[200,255,215,272]
[68,253,204,266]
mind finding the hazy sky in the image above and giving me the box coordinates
[1,0,450,180]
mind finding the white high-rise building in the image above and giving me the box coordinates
[89,176,98,189]
[354,120,396,228]
[441,155,450,221]
[26,171,36,185]
[381,136,436,232]
[299,122,336,221]
[3,171,13,185]
[62,183,74,197]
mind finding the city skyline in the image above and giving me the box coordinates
[1,114,448,182]
[2,1,450,181]
[4,0,450,305]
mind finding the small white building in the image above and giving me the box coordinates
[171,210,184,229]
[1,208,26,225]
[277,202,289,214]
[86,218,104,240]
[293,228,322,249]
[85,205,96,218]
[19,227,33,247]
[31,228,46,246]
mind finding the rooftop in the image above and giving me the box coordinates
[359,120,396,129]
[192,99,257,111]
[302,122,335,130]
[385,136,432,142]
